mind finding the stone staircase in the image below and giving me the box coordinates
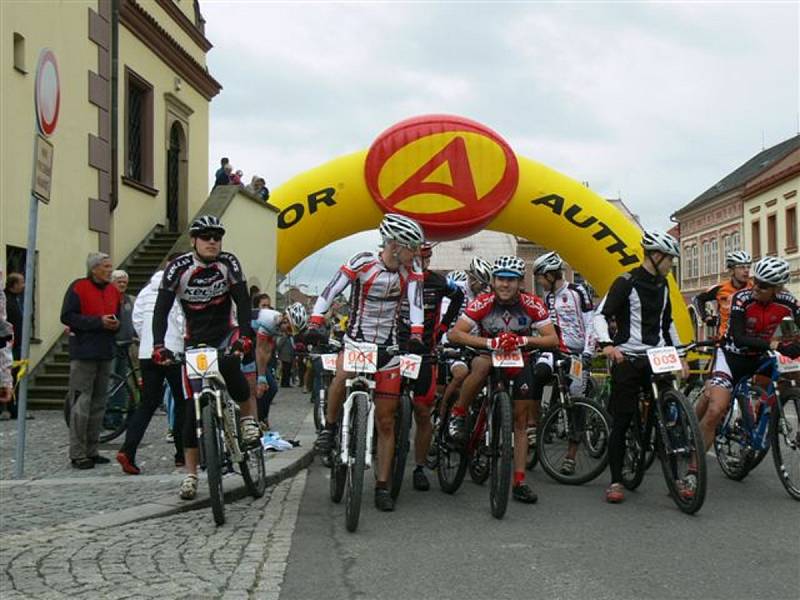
[27,226,181,408]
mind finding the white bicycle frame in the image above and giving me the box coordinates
[339,375,376,469]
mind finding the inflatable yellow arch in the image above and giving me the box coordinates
[271,115,692,342]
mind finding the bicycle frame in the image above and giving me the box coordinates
[339,375,376,468]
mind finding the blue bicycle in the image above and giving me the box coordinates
[714,352,800,501]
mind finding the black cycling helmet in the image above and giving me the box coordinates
[189,215,225,237]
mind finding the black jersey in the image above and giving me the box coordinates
[398,270,464,351]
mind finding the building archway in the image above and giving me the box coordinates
[166,120,188,232]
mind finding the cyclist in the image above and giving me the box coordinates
[593,230,688,504]
[447,255,560,504]
[152,215,258,500]
[532,251,595,475]
[697,256,800,453]
[439,258,492,414]
[692,251,752,338]
[252,302,309,429]
[397,242,464,492]
[309,213,426,512]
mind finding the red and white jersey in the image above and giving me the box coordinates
[312,251,423,345]
[461,292,563,350]
[544,282,594,355]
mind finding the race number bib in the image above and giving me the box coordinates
[185,347,220,380]
[646,346,681,374]
[776,352,800,373]
[569,356,583,380]
[399,354,422,380]
[321,354,338,372]
[343,341,378,374]
[492,349,524,368]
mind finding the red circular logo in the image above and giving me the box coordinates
[365,115,519,240]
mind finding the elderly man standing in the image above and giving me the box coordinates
[61,252,121,469]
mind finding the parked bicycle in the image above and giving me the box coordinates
[180,345,267,526]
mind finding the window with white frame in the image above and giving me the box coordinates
[732,230,741,251]
[723,234,731,260]
[711,237,719,274]
[702,241,710,275]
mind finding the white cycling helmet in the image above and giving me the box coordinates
[469,257,492,285]
[189,215,225,236]
[753,256,790,286]
[492,255,526,279]
[533,251,563,275]
[725,250,752,269]
[447,270,468,286]
[641,230,680,257]
[285,302,309,334]
[379,213,425,248]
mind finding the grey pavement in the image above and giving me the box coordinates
[282,452,800,600]
[0,386,315,535]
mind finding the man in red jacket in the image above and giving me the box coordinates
[61,252,121,469]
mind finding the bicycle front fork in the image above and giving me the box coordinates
[339,391,375,469]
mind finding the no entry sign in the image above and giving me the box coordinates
[35,49,60,137]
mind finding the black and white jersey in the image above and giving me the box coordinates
[593,267,680,353]
[544,282,594,355]
[153,251,253,347]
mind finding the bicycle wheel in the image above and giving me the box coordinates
[657,389,707,515]
[314,388,326,433]
[621,415,647,491]
[538,399,611,485]
[329,422,346,504]
[714,388,757,481]
[643,426,657,470]
[202,403,226,526]
[99,374,136,443]
[771,390,800,501]
[390,392,412,501]
[489,392,512,519]
[437,395,468,494]
[345,394,368,532]
[468,401,490,485]
[239,417,267,498]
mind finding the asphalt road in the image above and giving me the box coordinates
[281,454,800,600]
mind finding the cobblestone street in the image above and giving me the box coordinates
[0,388,314,598]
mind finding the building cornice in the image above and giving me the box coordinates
[154,0,213,52]
[742,163,800,200]
[120,0,221,100]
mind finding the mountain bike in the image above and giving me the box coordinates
[437,349,515,519]
[309,339,342,434]
[181,345,267,526]
[536,354,611,485]
[620,345,707,514]
[715,351,800,500]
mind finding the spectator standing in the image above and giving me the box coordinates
[61,253,121,469]
[0,271,14,419]
[257,178,269,202]
[230,169,244,186]
[106,270,135,429]
[276,331,295,387]
[3,272,23,418]
[213,157,229,187]
[117,257,186,474]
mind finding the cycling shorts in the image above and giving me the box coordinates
[708,348,764,392]
[412,357,437,407]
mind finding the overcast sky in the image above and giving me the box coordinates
[202,1,799,292]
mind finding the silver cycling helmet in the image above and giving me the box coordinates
[753,256,790,286]
[492,255,526,279]
[285,302,309,334]
[641,230,680,257]
[189,214,225,236]
[532,251,563,275]
[379,213,425,248]
[469,257,492,285]
[725,250,752,269]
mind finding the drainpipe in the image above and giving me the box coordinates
[110,0,119,214]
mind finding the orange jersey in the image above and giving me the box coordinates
[692,279,752,337]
